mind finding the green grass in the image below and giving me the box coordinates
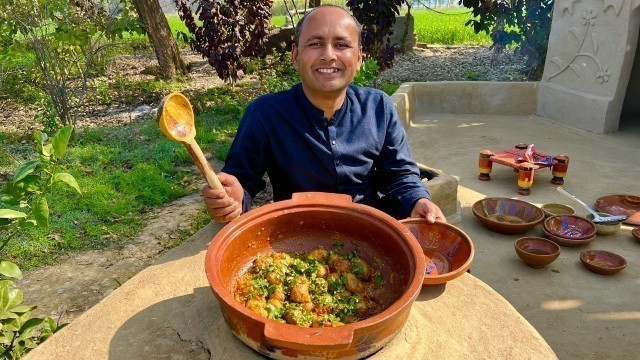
[0,67,303,269]
[271,15,286,27]
[0,90,252,268]
[412,8,491,46]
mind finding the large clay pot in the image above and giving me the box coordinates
[205,192,426,359]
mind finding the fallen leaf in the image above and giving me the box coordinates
[47,231,63,243]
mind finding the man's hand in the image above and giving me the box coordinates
[410,198,446,223]
[202,172,244,223]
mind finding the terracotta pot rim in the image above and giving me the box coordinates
[472,197,545,223]
[205,192,426,340]
[543,215,597,239]
[580,250,627,274]
[514,236,561,257]
[471,197,544,234]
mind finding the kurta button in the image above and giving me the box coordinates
[332,140,336,145]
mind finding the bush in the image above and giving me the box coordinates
[0,126,80,357]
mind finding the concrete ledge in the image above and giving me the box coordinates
[417,163,461,224]
[392,82,539,127]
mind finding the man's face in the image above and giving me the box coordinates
[291,7,363,100]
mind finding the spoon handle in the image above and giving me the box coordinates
[184,139,224,191]
[556,187,599,218]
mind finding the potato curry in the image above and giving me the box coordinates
[233,244,384,327]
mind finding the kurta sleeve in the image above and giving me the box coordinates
[221,101,270,213]
[375,94,431,217]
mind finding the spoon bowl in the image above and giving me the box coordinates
[158,92,223,190]
[158,92,196,142]
[556,187,627,223]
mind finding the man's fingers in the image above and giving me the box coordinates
[208,202,242,223]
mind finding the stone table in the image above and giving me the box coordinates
[27,222,557,360]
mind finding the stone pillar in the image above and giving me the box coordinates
[537,0,640,133]
[390,15,415,53]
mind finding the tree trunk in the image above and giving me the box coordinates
[132,0,186,80]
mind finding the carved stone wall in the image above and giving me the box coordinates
[538,0,640,133]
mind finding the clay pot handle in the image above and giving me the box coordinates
[263,323,353,350]
[291,192,353,204]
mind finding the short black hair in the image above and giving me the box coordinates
[294,5,362,47]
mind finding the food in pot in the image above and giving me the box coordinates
[233,244,384,327]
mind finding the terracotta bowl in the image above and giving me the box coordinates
[543,215,597,240]
[472,198,545,234]
[580,250,627,275]
[542,227,596,247]
[400,219,474,286]
[632,227,640,243]
[514,237,561,268]
[204,192,426,359]
[586,213,622,235]
[541,203,575,218]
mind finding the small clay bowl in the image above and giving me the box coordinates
[472,198,545,235]
[541,203,575,218]
[543,215,597,240]
[580,250,627,275]
[514,237,561,268]
[632,227,640,243]
[400,219,474,286]
[586,213,622,235]
[543,227,596,247]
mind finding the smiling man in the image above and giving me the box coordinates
[202,5,445,223]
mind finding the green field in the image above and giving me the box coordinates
[270,6,492,46]
[411,8,491,46]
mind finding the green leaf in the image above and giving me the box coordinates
[0,209,27,220]
[52,125,73,159]
[33,131,44,146]
[42,143,52,157]
[17,317,44,340]
[0,285,22,313]
[0,261,22,280]
[0,311,19,320]
[33,197,49,227]
[52,173,82,195]
[9,305,30,314]
[12,160,39,183]
[21,220,37,228]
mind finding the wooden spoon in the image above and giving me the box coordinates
[157,92,223,191]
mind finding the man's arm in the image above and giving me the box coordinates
[203,102,269,222]
[376,94,445,222]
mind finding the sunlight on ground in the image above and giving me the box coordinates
[541,299,584,311]
[592,311,640,320]
[457,122,485,128]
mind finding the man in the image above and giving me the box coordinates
[202,5,445,223]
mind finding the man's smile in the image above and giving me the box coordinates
[316,68,340,74]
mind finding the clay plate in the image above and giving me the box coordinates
[514,237,561,268]
[543,215,596,240]
[541,203,575,218]
[580,250,627,275]
[632,227,640,243]
[595,194,640,225]
[400,219,474,286]
[472,198,545,234]
[543,227,595,247]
